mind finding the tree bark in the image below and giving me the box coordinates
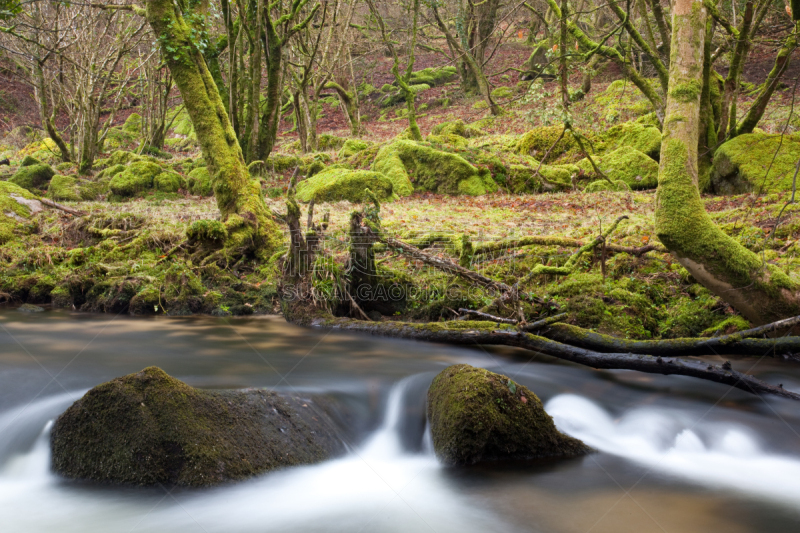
[145,0,281,259]
[654,0,800,325]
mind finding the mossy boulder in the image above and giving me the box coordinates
[50,367,346,487]
[108,150,144,166]
[490,86,514,100]
[427,364,590,466]
[602,122,661,159]
[186,167,213,196]
[517,126,602,164]
[154,171,184,193]
[122,113,142,135]
[109,161,163,197]
[430,119,484,139]
[296,167,394,203]
[20,155,40,167]
[372,140,497,196]
[711,133,800,194]
[576,146,658,189]
[505,164,574,193]
[9,162,55,192]
[338,139,373,159]
[317,134,347,151]
[46,175,81,201]
[0,180,42,244]
[408,65,457,86]
[585,179,632,192]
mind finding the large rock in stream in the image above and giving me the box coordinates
[50,367,346,486]
[427,364,590,466]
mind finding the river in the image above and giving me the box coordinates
[1,309,799,532]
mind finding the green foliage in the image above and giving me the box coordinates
[295,168,394,203]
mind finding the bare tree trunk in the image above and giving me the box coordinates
[654,0,800,325]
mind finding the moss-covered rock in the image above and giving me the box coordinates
[9,163,55,192]
[50,367,346,486]
[109,161,163,197]
[576,146,658,189]
[505,163,574,193]
[585,179,631,192]
[317,134,347,151]
[427,364,590,466]
[154,171,184,193]
[430,119,484,139]
[186,166,213,196]
[517,126,602,164]
[490,86,514,100]
[338,139,373,159]
[372,140,497,196]
[408,65,457,86]
[602,122,661,159]
[296,167,394,203]
[0,180,42,244]
[20,155,40,167]
[711,133,800,194]
[46,175,82,201]
[123,113,142,135]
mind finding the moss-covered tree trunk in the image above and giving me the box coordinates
[33,61,70,163]
[655,0,800,325]
[145,0,281,259]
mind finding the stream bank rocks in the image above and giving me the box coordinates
[50,366,346,487]
[427,364,590,466]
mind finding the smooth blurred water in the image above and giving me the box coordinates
[1,309,800,533]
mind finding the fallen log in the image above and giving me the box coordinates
[539,321,800,359]
[300,316,800,401]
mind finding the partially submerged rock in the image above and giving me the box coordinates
[51,366,346,487]
[711,133,800,194]
[296,167,394,203]
[427,364,590,466]
[17,303,45,313]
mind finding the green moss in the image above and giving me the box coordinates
[338,139,372,159]
[372,140,495,196]
[670,80,703,103]
[427,364,590,466]
[0,180,39,244]
[490,86,514,100]
[602,122,661,159]
[295,168,394,203]
[50,367,346,486]
[20,155,40,167]
[154,171,184,193]
[317,134,347,151]
[186,167,213,196]
[129,285,161,315]
[104,127,136,151]
[108,150,144,166]
[585,179,632,192]
[123,113,142,135]
[517,126,602,164]
[577,146,658,189]
[9,163,55,192]
[46,175,81,201]
[430,119,484,139]
[109,161,163,197]
[472,100,489,110]
[711,133,800,194]
[187,219,227,243]
[591,79,656,124]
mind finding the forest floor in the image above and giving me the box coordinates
[2,37,800,341]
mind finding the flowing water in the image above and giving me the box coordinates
[1,309,800,532]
